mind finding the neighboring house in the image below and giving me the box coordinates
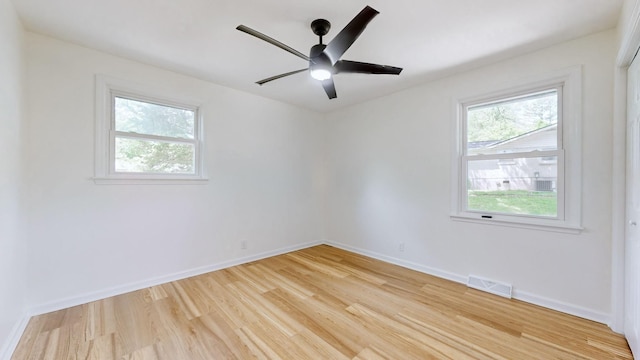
[467,124,557,192]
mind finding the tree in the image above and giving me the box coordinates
[467,105,518,142]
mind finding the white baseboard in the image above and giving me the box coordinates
[325,240,611,326]
[325,241,467,284]
[513,290,610,325]
[0,312,30,360]
[29,240,322,316]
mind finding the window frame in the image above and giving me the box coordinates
[450,67,583,233]
[94,75,207,184]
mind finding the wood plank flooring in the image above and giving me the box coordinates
[12,245,632,359]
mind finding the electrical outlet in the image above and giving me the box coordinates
[241,240,247,250]
[399,242,405,252]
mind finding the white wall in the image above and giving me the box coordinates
[325,30,616,321]
[25,33,325,309]
[0,0,27,357]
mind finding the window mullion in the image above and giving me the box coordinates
[464,150,559,162]
[113,131,197,145]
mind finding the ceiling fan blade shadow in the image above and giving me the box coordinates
[256,68,308,85]
[321,78,337,99]
[237,25,310,62]
[335,60,402,75]
[323,6,379,65]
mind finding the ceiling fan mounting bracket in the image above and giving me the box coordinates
[311,19,331,38]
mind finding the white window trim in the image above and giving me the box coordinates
[450,66,583,234]
[94,75,207,185]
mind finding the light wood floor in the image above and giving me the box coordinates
[12,245,632,359]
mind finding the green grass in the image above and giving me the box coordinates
[468,190,557,216]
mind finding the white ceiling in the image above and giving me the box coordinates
[11,0,623,113]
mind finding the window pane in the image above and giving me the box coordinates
[467,90,557,154]
[115,137,195,174]
[466,156,557,217]
[115,97,195,139]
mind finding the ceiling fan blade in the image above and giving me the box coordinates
[237,25,310,62]
[256,68,308,85]
[335,60,402,75]
[321,78,337,99]
[323,6,379,65]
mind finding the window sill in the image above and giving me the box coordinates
[450,214,583,234]
[93,177,208,185]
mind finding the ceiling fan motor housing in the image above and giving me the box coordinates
[310,43,331,70]
[309,43,332,79]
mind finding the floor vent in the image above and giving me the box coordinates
[467,275,512,298]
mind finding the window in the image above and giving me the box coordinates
[451,68,582,233]
[94,76,206,184]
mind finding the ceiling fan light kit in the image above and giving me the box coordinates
[236,5,402,99]
[310,68,332,81]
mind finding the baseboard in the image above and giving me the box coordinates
[0,312,30,360]
[325,240,611,326]
[512,290,611,325]
[29,240,322,316]
[324,241,467,285]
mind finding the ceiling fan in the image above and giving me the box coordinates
[236,5,402,99]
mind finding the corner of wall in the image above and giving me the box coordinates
[0,312,30,360]
[0,0,29,357]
